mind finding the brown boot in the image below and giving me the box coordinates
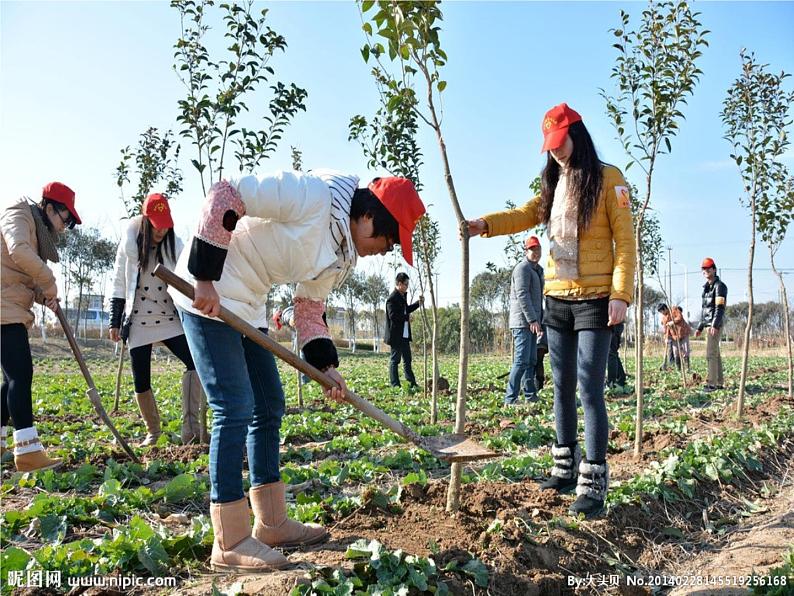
[181,371,203,444]
[135,390,161,447]
[12,427,62,473]
[210,497,289,573]
[251,481,328,547]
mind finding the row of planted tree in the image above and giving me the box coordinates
[99,0,793,511]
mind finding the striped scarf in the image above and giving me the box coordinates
[310,169,359,287]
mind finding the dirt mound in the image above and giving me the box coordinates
[296,479,648,595]
[143,444,209,464]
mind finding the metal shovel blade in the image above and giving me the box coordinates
[420,434,498,463]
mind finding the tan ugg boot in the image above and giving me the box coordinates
[135,390,161,447]
[13,427,62,473]
[210,497,289,573]
[251,481,329,547]
[181,371,204,444]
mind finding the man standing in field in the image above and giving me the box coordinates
[385,272,422,389]
[696,257,727,392]
[505,235,544,405]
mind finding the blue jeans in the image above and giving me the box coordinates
[547,325,611,461]
[505,328,538,404]
[180,311,284,503]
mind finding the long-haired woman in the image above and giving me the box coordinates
[108,193,207,446]
[1,182,81,472]
[467,103,636,518]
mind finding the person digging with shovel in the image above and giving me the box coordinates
[108,193,208,447]
[170,170,425,573]
[1,182,81,472]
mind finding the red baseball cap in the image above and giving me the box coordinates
[524,235,541,249]
[142,193,174,230]
[368,177,426,266]
[540,103,582,153]
[42,181,81,225]
[701,257,716,269]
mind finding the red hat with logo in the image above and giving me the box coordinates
[142,193,174,230]
[42,181,81,225]
[368,177,426,266]
[701,257,716,270]
[541,103,583,153]
[524,235,541,249]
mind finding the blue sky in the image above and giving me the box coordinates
[2,1,793,319]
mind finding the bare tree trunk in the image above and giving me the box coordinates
[415,261,431,406]
[418,77,468,512]
[417,224,440,424]
[737,198,757,416]
[633,235,645,458]
[448,233,470,512]
[770,250,793,399]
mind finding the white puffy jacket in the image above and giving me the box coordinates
[171,170,357,330]
[110,215,184,320]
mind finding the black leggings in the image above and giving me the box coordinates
[1,324,34,429]
[129,334,195,393]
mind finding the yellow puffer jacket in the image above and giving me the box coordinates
[1,198,57,327]
[482,164,636,304]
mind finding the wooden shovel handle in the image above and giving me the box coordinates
[154,265,421,444]
[53,305,140,464]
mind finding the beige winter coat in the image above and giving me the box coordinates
[1,198,57,327]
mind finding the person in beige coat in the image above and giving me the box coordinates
[1,182,81,472]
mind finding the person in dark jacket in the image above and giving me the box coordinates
[507,235,544,404]
[696,257,727,392]
[385,272,423,388]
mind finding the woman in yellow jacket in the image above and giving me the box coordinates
[1,182,82,472]
[467,103,636,518]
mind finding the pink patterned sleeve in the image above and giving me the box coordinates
[195,181,246,249]
[293,298,331,349]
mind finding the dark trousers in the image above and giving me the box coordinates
[534,350,547,390]
[129,334,195,393]
[607,323,627,386]
[1,324,34,429]
[389,338,417,387]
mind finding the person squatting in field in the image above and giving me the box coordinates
[657,302,691,372]
[466,103,637,518]
[108,193,208,447]
[171,169,426,572]
[1,182,81,473]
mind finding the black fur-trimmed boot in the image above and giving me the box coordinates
[569,460,609,519]
[539,443,581,493]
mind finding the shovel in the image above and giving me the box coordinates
[155,265,497,463]
[54,305,140,464]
